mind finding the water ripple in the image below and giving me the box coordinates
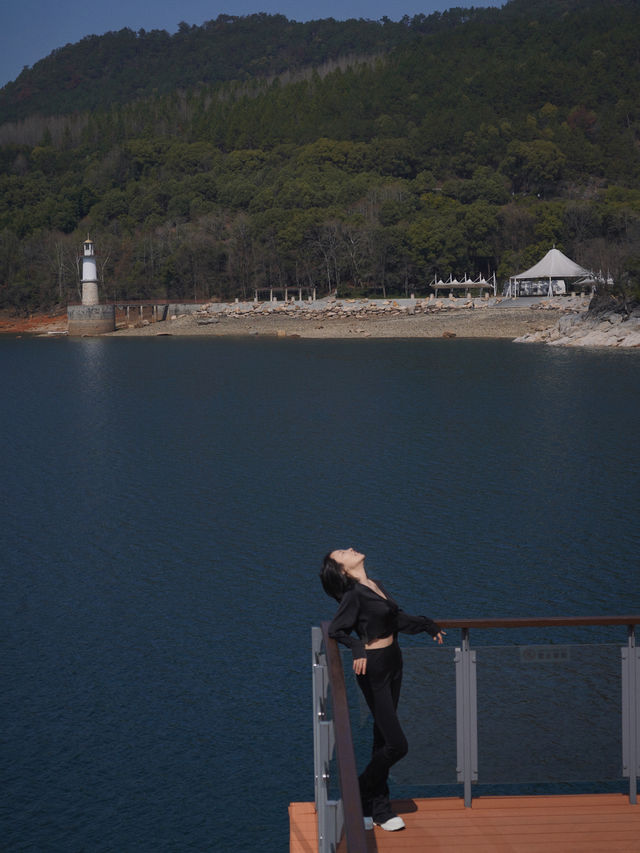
[1,337,639,851]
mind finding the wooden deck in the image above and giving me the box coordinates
[289,794,640,852]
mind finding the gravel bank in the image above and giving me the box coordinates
[109,304,567,340]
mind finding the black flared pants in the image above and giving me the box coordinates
[356,640,408,820]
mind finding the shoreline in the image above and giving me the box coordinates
[0,312,68,336]
[0,297,588,341]
[2,298,637,347]
[109,306,563,339]
[107,297,581,340]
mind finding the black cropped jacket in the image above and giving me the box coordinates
[328,580,440,660]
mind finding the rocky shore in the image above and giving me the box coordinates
[9,295,636,348]
[514,298,640,348]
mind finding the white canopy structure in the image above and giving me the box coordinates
[433,273,496,297]
[506,248,595,297]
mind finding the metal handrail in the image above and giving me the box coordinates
[435,615,640,629]
[320,622,367,853]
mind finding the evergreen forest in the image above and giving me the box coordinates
[1,0,639,313]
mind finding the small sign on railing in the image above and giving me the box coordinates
[520,645,571,663]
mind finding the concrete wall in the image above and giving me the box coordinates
[166,303,206,316]
[68,304,116,336]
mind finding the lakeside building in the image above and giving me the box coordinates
[505,248,596,297]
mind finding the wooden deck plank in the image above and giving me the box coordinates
[290,795,640,853]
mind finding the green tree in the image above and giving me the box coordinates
[501,139,566,195]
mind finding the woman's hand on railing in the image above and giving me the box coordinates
[353,657,367,675]
[433,631,446,645]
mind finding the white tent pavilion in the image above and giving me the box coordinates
[506,248,595,297]
[433,273,496,297]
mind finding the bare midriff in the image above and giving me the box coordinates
[365,634,394,650]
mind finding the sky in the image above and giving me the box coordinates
[0,0,504,89]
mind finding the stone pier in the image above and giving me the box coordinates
[67,304,116,336]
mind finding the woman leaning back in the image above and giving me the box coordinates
[320,547,445,832]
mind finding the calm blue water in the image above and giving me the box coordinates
[1,336,639,851]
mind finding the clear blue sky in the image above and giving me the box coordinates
[0,0,503,89]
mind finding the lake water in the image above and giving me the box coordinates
[2,336,639,851]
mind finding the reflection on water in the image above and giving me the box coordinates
[1,337,639,851]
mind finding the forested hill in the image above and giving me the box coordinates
[0,9,488,124]
[1,0,639,313]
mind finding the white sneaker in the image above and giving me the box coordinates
[376,816,405,831]
[363,817,374,830]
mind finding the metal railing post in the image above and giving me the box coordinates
[312,627,345,853]
[312,627,326,809]
[622,624,639,804]
[455,627,478,807]
[318,718,341,852]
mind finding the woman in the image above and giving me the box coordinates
[320,547,444,832]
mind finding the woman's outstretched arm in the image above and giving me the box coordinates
[396,610,445,643]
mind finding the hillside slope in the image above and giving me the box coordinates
[0,0,638,313]
[0,10,491,124]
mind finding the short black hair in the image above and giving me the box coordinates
[319,552,355,602]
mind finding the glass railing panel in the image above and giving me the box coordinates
[340,641,625,795]
[476,643,623,784]
[341,646,458,787]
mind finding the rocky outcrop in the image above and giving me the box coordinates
[514,302,640,348]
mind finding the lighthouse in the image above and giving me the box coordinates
[67,235,116,335]
[81,236,99,305]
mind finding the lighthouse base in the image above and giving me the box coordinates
[82,281,99,305]
[68,304,116,336]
